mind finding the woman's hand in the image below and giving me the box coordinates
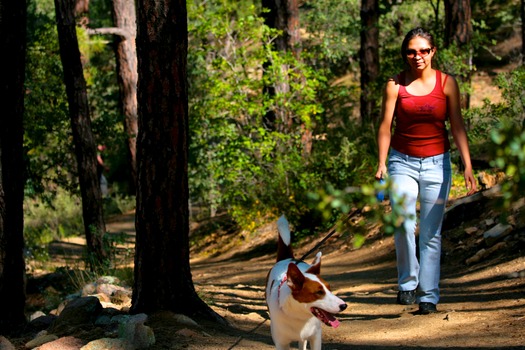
[464,168,477,196]
[375,164,387,181]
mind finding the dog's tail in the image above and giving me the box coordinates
[276,215,294,262]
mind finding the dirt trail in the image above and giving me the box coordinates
[102,209,525,350]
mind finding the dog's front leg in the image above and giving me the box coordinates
[274,342,291,350]
[299,339,308,350]
[308,333,322,350]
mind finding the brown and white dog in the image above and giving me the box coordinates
[265,215,347,350]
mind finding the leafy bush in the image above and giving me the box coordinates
[188,2,331,228]
[25,0,125,198]
[24,189,84,262]
[487,67,525,208]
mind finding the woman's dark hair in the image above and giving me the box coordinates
[401,27,435,64]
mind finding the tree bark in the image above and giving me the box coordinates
[262,0,300,132]
[521,0,525,66]
[359,0,380,125]
[131,0,224,323]
[54,0,108,270]
[87,0,138,194]
[112,0,138,194]
[0,0,28,333]
[444,0,472,109]
[262,0,300,55]
[522,0,524,65]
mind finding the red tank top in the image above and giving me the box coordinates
[391,70,450,157]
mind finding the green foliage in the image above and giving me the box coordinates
[301,0,361,73]
[25,2,74,195]
[25,0,124,199]
[307,176,411,247]
[472,0,521,47]
[188,1,334,229]
[24,189,84,262]
[487,68,525,208]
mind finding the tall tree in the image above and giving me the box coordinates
[444,0,472,109]
[359,0,380,125]
[112,0,138,193]
[261,0,313,155]
[522,0,524,65]
[88,0,138,193]
[261,0,300,131]
[55,0,108,270]
[262,0,301,57]
[131,0,223,322]
[521,0,525,66]
[0,0,28,333]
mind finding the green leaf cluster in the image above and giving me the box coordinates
[487,67,525,208]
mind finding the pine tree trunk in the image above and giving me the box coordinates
[112,0,138,193]
[521,0,525,66]
[54,0,108,270]
[261,0,300,132]
[131,0,224,323]
[359,0,380,125]
[0,0,28,333]
[444,0,472,110]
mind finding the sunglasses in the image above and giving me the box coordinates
[405,48,433,58]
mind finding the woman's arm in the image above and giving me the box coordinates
[445,74,477,195]
[375,77,398,180]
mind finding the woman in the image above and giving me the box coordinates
[375,27,477,314]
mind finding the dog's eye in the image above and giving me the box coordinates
[316,289,325,296]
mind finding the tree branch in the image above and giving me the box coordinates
[86,27,131,40]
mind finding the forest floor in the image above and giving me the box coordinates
[32,185,525,350]
[103,190,525,350]
[187,189,520,350]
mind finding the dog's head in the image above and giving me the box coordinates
[286,253,347,328]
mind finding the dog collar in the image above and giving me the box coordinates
[277,274,287,299]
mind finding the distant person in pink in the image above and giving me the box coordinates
[97,144,109,197]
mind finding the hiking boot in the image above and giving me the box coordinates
[418,302,437,314]
[397,290,416,305]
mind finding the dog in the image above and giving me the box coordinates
[265,215,347,350]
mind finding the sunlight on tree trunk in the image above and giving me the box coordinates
[132,0,225,323]
[112,0,138,193]
[55,0,108,270]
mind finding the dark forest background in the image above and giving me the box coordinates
[1,0,524,333]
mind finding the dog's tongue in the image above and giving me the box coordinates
[310,307,340,328]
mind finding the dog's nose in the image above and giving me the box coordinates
[339,303,347,312]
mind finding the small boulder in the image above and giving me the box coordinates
[49,297,102,334]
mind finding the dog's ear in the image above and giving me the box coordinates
[306,252,322,275]
[286,263,305,290]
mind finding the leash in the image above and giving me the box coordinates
[298,179,386,261]
[298,207,363,262]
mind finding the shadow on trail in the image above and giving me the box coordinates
[322,345,525,350]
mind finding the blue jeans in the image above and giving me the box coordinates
[387,149,452,304]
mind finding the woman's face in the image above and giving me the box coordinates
[405,37,435,70]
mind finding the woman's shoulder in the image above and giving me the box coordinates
[437,70,458,83]
[385,71,404,89]
[438,70,459,94]
[389,71,406,84]
[384,73,402,97]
